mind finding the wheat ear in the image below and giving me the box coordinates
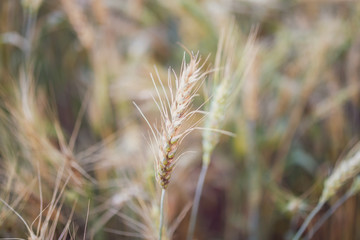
[293,147,360,240]
[143,52,206,239]
[155,53,207,189]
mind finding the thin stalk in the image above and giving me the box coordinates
[159,189,166,240]
[293,202,324,240]
[306,191,352,240]
[23,8,37,65]
[187,159,210,240]
[246,121,260,240]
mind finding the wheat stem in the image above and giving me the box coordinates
[187,160,209,240]
[306,191,352,240]
[159,189,166,240]
[306,176,360,239]
[137,53,205,240]
[293,202,324,240]
[293,147,360,240]
[186,24,258,240]
[246,121,260,240]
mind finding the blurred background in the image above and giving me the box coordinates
[1,0,360,239]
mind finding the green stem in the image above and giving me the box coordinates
[293,202,324,240]
[159,189,166,240]
[187,161,209,240]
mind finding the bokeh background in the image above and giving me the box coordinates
[1,0,360,239]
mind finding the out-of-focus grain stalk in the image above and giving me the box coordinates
[306,177,360,240]
[187,24,258,240]
[293,146,360,240]
[21,0,42,65]
[243,55,260,240]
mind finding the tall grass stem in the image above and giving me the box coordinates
[306,192,352,240]
[159,189,166,240]
[187,161,209,240]
[293,202,324,240]
[247,121,260,240]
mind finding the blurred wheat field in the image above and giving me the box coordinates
[1,0,360,239]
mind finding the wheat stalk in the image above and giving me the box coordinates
[136,52,207,239]
[157,52,206,239]
[319,149,360,203]
[187,24,258,240]
[306,176,360,239]
[21,0,43,12]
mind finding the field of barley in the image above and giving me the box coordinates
[1,0,360,239]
